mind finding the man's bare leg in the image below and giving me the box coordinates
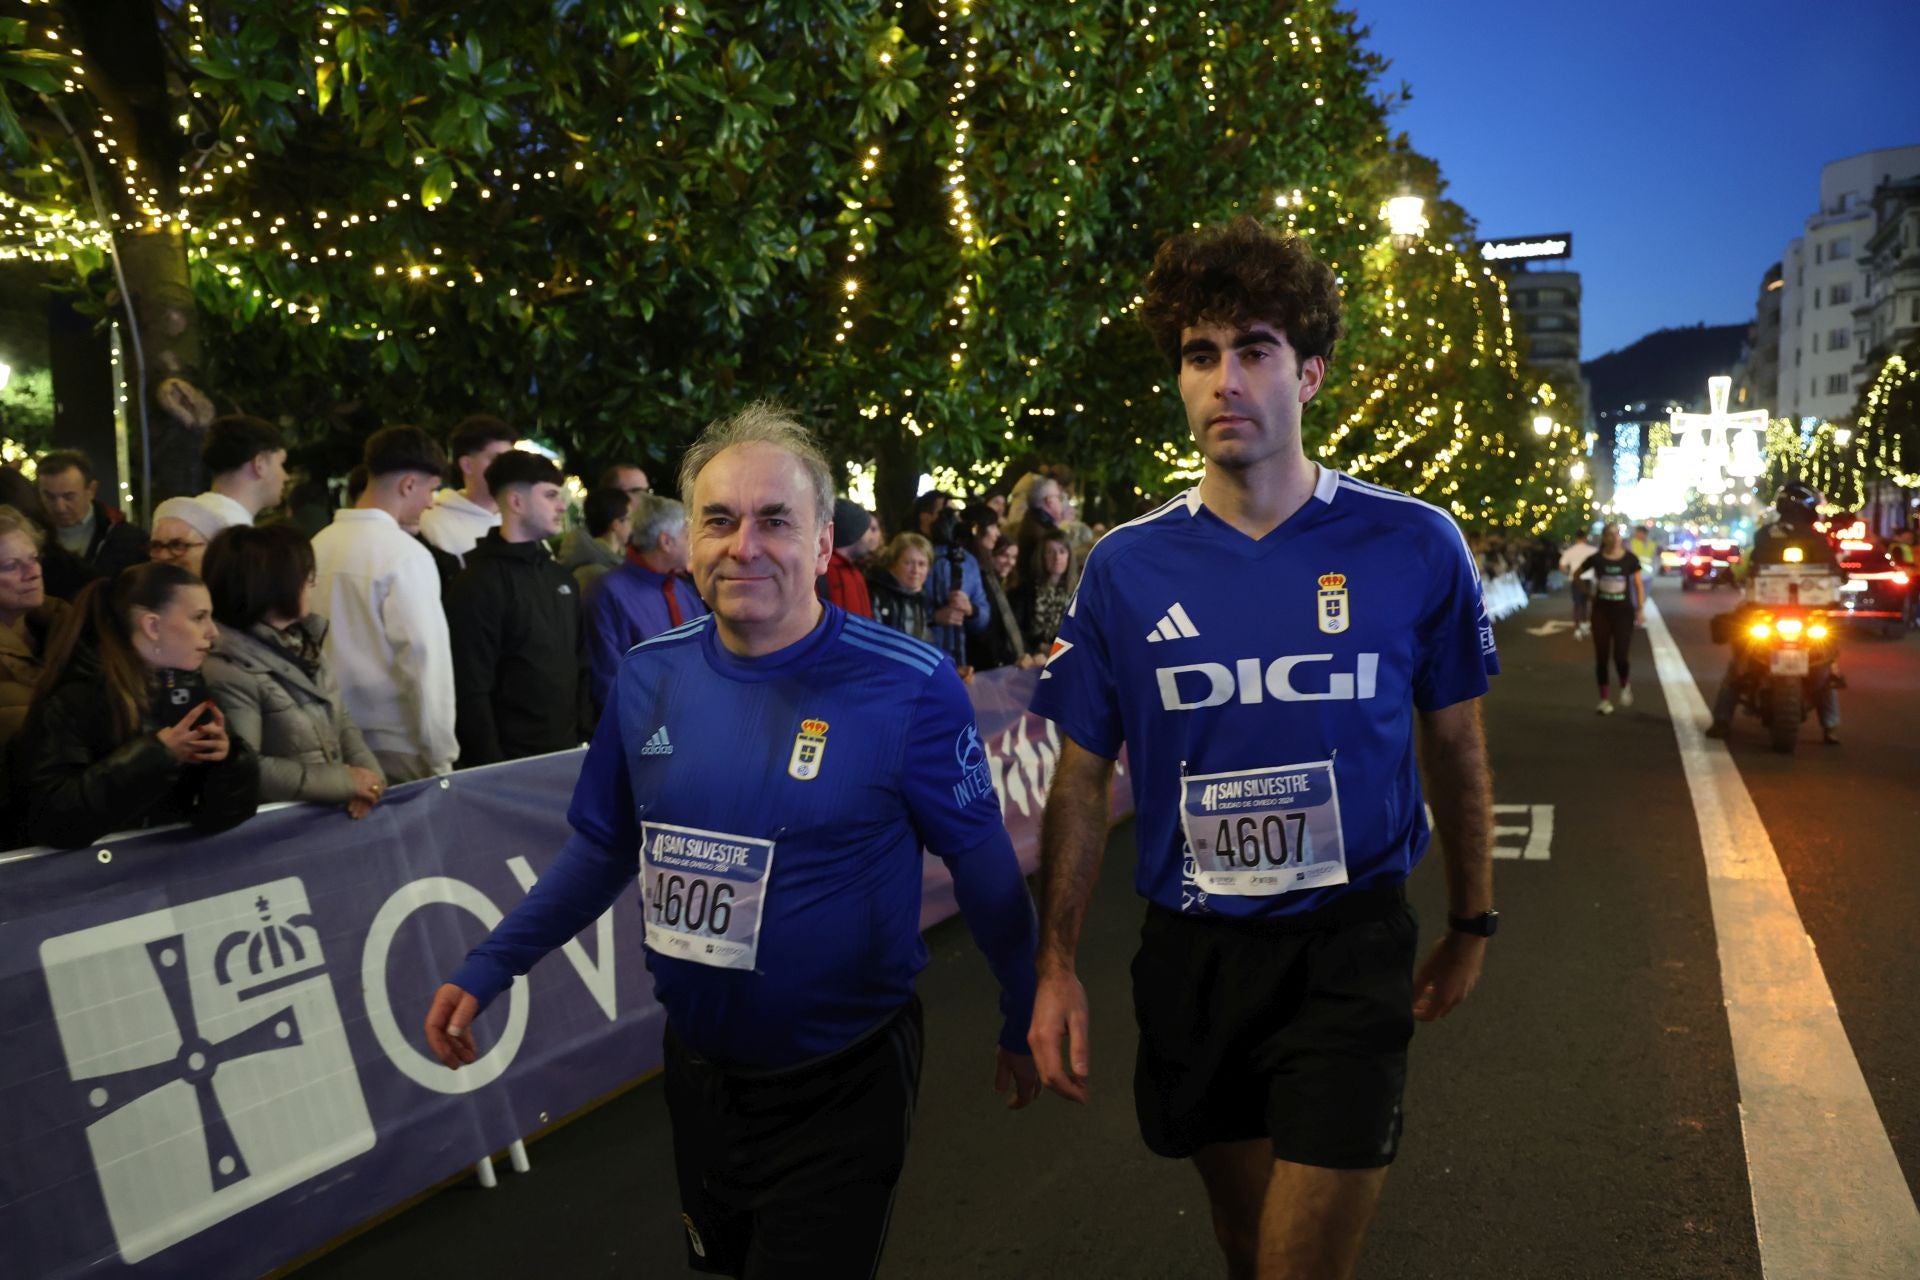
[1256,1159,1388,1279]
[1191,1140,1272,1280]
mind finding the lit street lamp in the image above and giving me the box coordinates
[1386,194,1427,248]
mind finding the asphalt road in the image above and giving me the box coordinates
[299,576,1916,1279]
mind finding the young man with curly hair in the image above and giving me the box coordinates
[1028,217,1500,1279]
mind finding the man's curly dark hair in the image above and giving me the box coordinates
[1139,217,1345,372]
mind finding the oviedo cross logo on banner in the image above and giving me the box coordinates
[37,878,374,1264]
[1317,573,1350,635]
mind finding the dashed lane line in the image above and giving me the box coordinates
[1645,597,1920,1278]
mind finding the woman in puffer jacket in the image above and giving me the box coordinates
[14,561,259,849]
[200,523,387,818]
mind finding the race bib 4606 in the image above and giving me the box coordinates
[1179,760,1349,897]
[639,823,775,971]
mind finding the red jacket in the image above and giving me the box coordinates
[821,550,872,618]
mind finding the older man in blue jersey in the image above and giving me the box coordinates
[1028,219,1499,1280]
[424,403,1040,1277]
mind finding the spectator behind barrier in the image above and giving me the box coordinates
[555,460,649,574]
[200,523,387,817]
[314,425,459,782]
[195,413,289,529]
[0,466,96,601]
[1010,525,1078,654]
[420,414,515,564]
[820,497,875,619]
[147,496,227,576]
[564,487,634,595]
[1,505,73,754]
[583,491,706,712]
[446,449,590,766]
[916,493,988,670]
[959,504,1030,671]
[36,448,149,580]
[867,532,933,641]
[10,562,259,850]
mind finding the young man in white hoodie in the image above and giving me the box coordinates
[313,425,460,782]
[419,414,516,565]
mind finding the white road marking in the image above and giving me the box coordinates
[1645,597,1920,1278]
[1526,619,1577,637]
[1491,804,1553,860]
[1429,803,1554,861]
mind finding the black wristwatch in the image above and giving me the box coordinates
[1448,910,1500,937]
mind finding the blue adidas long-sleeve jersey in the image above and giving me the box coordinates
[451,605,1037,1069]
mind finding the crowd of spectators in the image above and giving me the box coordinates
[0,421,1099,852]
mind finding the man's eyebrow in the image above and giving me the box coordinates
[1179,337,1221,358]
[1231,328,1284,350]
[754,502,795,518]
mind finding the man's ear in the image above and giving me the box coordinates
[1298,353,1327,403]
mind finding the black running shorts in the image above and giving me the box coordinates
[1131,885,1417,1169]
[663,997,924,1279]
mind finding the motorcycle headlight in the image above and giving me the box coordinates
[1808,623,1829,640]
[1748,621,1772,639]
[1776,617,1804,639]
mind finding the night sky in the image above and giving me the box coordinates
[1351,0,1920,360]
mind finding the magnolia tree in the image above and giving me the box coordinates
[2,0,1585,532]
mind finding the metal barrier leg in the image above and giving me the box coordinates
[474,1155,497,1189]
[507,1139,530,1174]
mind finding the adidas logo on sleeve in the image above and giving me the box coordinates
[640,726,674,756]
[1145,602,1201,643]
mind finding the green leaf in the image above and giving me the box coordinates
[420,159,455,207]
[465,33,483,77]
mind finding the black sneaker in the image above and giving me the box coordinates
[1704,721,1731,740]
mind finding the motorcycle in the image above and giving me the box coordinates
[1709,563,1842,753]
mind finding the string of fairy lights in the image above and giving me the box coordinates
[4,0,1589,532]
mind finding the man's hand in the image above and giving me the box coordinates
[933,605,967,626]
[994,1048,1042,1110]
[1028,969,1091,1102]
[1412,933,1486,1022]
[947,589,973,618]
[424,982,482,1068]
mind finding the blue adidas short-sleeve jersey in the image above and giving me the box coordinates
[566,607,1007,1067]
[1030,467,1498,920]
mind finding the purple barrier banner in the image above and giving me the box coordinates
[0,667,1129,1279]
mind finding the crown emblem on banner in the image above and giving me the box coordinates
[212,895,322,998]
[800,719,829,736]
[1318,573,1347,590]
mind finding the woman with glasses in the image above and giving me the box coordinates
[200,524,387,818]
[0,505,71,757]
[147,496,226,575]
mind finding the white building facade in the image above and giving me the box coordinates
[1776,144,1920,423]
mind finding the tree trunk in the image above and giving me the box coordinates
[68,0,206,508]
[872,426,921,534]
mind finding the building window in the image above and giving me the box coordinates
[1830,283,1852,305]
[1794,348,1802,367]
[1912,297,1919,323]
[1815,244,1823,264]
[1826,373,1849,395]
[1830,237,1851,259]
[1830,327,1851,350]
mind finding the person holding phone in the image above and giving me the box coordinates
[13,562,260,850]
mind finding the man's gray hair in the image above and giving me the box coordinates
[628,492,687,549]
[678,401,835,530]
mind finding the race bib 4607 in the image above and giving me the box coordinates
[639,823,775,971]
[1179,760,1349,897]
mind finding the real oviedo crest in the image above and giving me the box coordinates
[1317,573,1350,635]
[788,718,829,781]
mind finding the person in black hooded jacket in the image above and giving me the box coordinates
[444,450,589,766]
[11,562,259,850]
